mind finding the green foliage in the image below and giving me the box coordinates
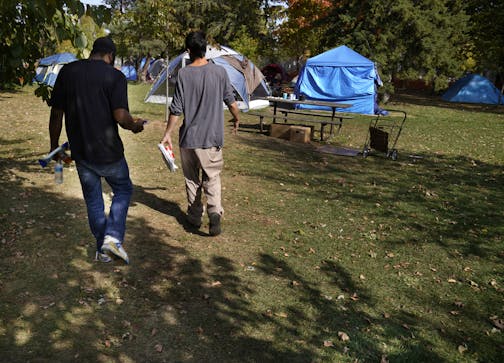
[107,0,270,65]
[228,26,261,64]
[466,1,504,80]
[0,0,115,106]
[319,0,471,93]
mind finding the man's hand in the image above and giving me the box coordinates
[160,133,173,151]
[131,118,145,134]
[228,102,240,135]
[232,118,239,135]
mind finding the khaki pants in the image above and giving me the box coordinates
[180,147,224,224]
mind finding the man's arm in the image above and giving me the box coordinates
[228,102,240,134]
[113,108,144,133]
[160,113,180,150]
[49,108,64,151]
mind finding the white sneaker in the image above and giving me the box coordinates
[102,235,129,264]
[95,251,112,263]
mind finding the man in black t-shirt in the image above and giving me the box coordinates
[48,36,144,264]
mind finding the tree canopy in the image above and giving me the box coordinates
[1,0,502,94]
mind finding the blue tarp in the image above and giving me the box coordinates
[295,45,382,114]
[442,74,503,105]
[34,52,77,87]
[38,52,77,66]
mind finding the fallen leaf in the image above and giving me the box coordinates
[291,280,300,286]
[447,278,457,283]
[490,317,504,329]
[104,340,111,348]
[275,312,288,318]
[154,343,163,352]
[450,310,460,316]
[323,340,334,347]
[383,312,390,319]
[454,301,464,308]
[196,326,204,334]
[458,344,467,354]
[402,324,410,330]
[350,293,359,301]
[338,331,350,342]
[359,274,366,280]
[210,281,222,287]
[381,355,389,363]
[151,328,158,336]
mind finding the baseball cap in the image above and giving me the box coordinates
[91,37,116,54]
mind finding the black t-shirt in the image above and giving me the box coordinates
[51,59,129,164]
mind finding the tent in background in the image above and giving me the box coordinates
[442,74,504,105]
[121,64,137,81]
[144,45,270,111]
[295,45,383,114]
[34,52,77,87]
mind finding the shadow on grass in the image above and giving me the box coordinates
[0,155,314,361]
[1,131,503,362]
[231,132,504,361]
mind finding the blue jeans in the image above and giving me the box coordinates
[76,157,133,252]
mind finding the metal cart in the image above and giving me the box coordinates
[362,109,407,160]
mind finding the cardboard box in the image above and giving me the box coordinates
[270,123,293,140]
[289,126,311,143]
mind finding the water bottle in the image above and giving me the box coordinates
[54,161,63,184]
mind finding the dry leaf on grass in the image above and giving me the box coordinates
[154,343,163,352]
[338,331,350,342]
[454,301,464,308]
[458,344,467,354]
[490,316,504,329]
[323,340,334,347]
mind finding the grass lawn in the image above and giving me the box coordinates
[0,83,503,362]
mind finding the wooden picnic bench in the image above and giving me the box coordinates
[247,97,353,141]
[247,109,353,141]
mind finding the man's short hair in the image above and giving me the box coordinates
[185,31,207,59]
[91,36,116,56]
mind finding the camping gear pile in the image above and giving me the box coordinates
[144,45,271,111]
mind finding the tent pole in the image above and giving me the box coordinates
[165,47,170,123]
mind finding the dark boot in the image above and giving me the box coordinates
[209,213,222,236]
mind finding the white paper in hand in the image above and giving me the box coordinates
[158,143,179,172]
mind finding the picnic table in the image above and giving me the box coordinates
[248,97,353,141]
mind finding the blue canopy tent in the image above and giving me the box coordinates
[34,52,77,87]
[442,74,504,105]
[295,45,383,114]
